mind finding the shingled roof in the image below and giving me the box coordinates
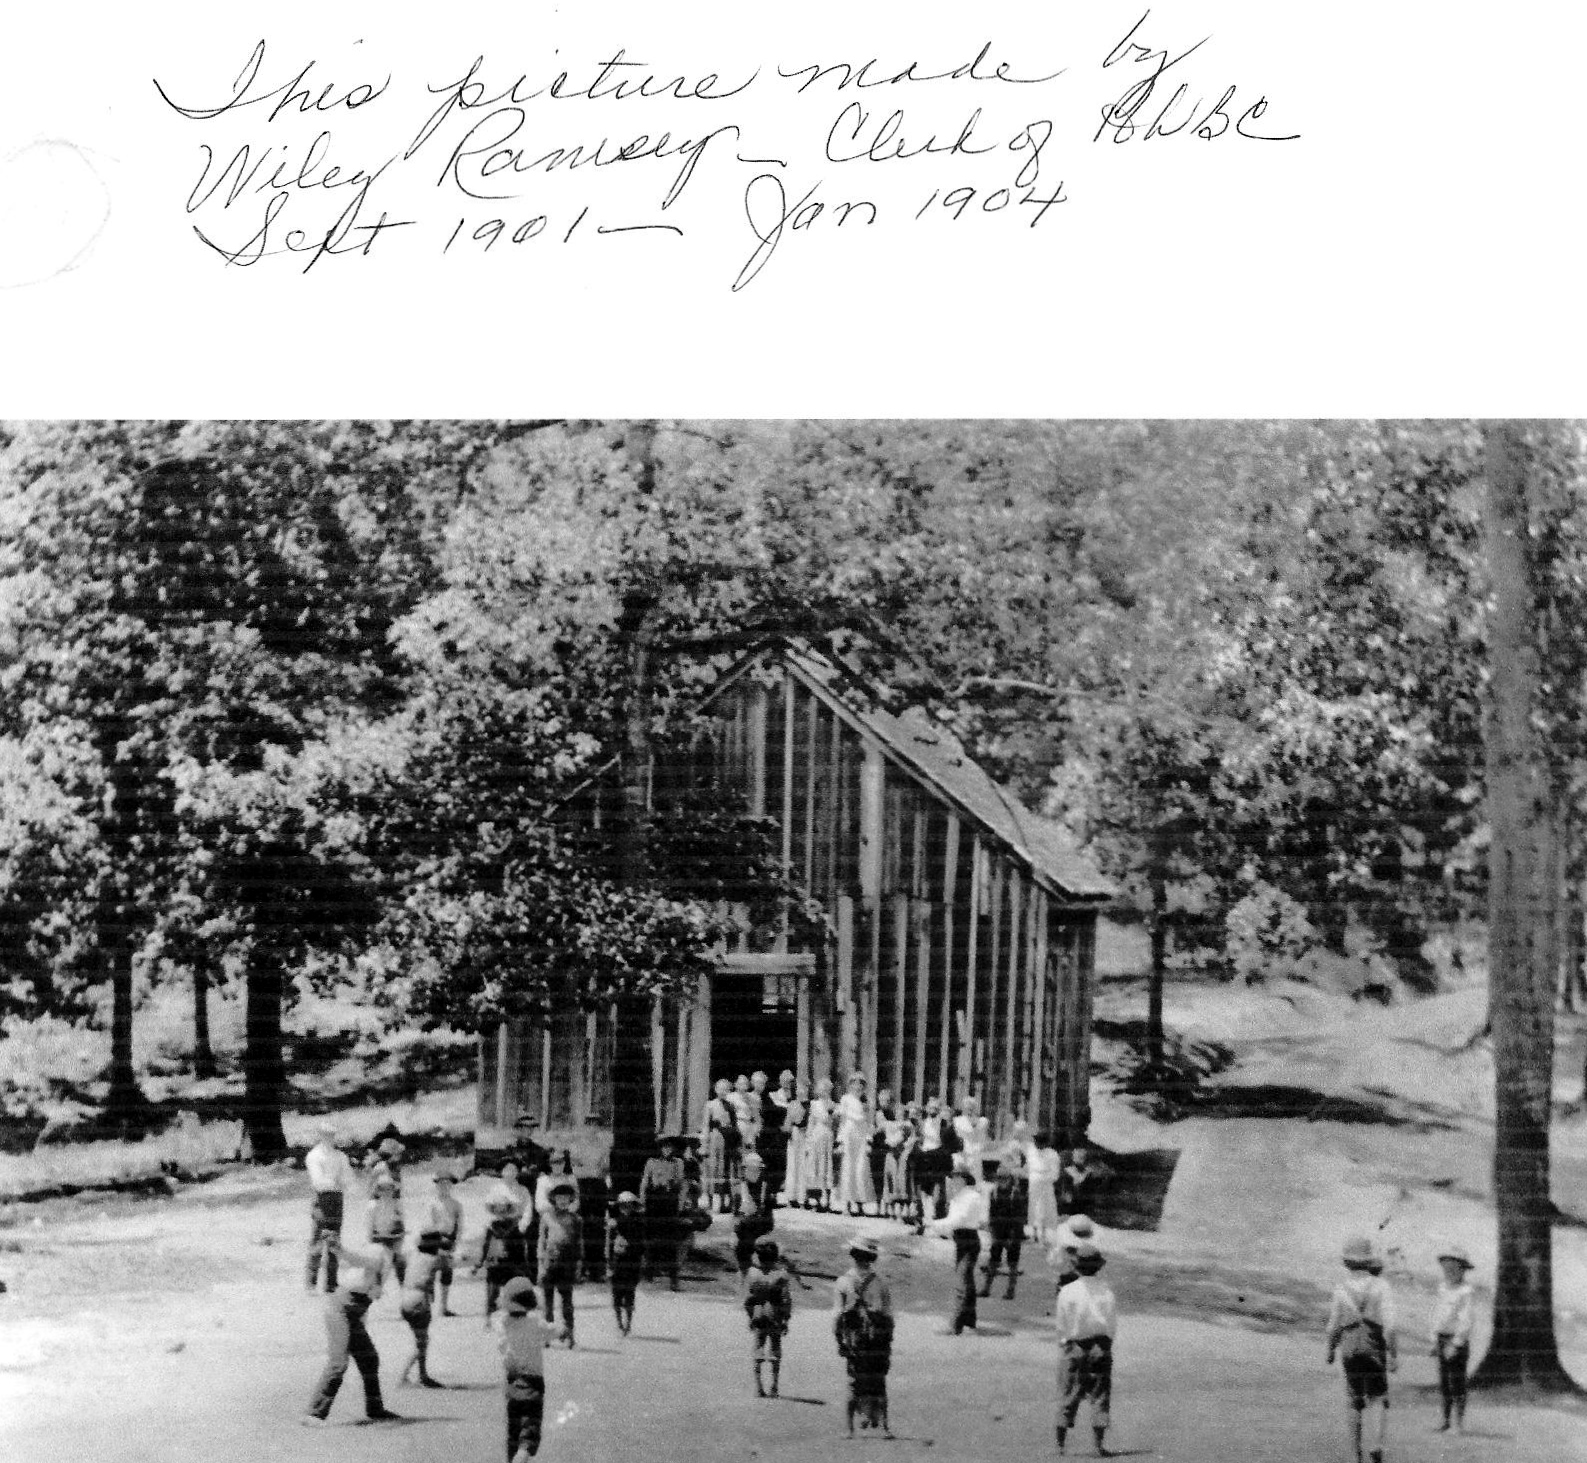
[734,641,1114,904]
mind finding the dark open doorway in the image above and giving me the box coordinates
[710,974,799,1086]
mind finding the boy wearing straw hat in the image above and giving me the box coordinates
[1054,1241,1117,1456]
[537,1177,582,1348]
[834,1233,895,1437]
[496,1276,553,1462]
[1431,1243,1475,1433]
[607,1191,645,1335]
[1325,1236,1397,1463]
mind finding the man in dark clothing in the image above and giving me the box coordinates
[639,1135,689,1289]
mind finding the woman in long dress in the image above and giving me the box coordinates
[836,1074,876,1216]
[701,1079,741,1213]
[780,1077,809,1207]
[804,1079,836,1211]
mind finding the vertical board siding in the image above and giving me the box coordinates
[487,655,1099,1173]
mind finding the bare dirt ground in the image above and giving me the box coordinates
[3,1163,1585,1463]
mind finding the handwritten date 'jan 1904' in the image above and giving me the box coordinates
[733,172,1065,292]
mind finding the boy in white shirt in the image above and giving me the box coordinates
[497,1276,554,1461]
[304,1122,353,1292]
[1055,1241,1117,1456]
[1431,1243,1475,1433]
[930,1164,989,1334]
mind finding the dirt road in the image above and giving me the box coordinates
[3,1165,1584,1463]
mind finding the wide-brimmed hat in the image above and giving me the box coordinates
[847,1233,880,1259]
[1437,1243,1473,1269]
[501,1277,536,1313]
[1072,1242,1106,1274]
[1066,1214,1095,1238]
[1342,1236,1377,1269]
[377,1137,405,1158]
[616,1190,640,1206]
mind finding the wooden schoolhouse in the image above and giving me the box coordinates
[476,639,1112,1162]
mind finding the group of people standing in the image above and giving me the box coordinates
[700,1067,1098,1238]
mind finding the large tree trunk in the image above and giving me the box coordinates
[1472,421,1577,1392]
[242,955,289,1161]
[1145,859,1167,1070]
[609,420,663,1198]
[193,964,218,1080]
[103,925,146,1140]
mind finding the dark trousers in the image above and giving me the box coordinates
[644,1215,681,1279]
[306,1192,343,1291]
[505,1374,545,1459]
[541,1264,575,1335]
[952,1230,981,1332]
[984,1231,1023,1295]
[1437,1339,1469,1412]
[485,1265,520,1318]
[307,1293,383,1419]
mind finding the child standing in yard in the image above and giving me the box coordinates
[1431,1243,1475,1434]
[538,1178,582,1347]
[1054,1241,1117,1457]
[368,1170,406,1289]
[497,1276,554,1462]
[426,1170,464,1316]
[606,1191,645,1335]
[1026,1131,1062,1244]
[1325,1236,1398,1463]
[302,1238,402,1427]
[834,1234,894,1437]
[477,1194,530,1328]
[981,1165,1026,1299]
[304,1121,353,1293]
[744,1237,794,1398]
[398,1230,446,1388]
[1050,1214,1095,1292]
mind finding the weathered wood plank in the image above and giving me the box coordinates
[1002,872,1025,1126]
[961,836,982,1103]
[748,681,768,818]
[891,893,909,1097]
[938,813,961,1099]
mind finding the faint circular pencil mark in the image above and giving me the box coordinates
[0,139,112,288]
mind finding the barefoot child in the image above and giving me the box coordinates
[426,1171,464,1316]
[1431,1243,1475,1434]
[1054,1242,1117,1457]
[607,1191,645,1335]
[497,1276,553,1462]
[538,1178,582,1347]
[368,1170,406,1290]
[476,1195,529,1328]
[398,1230,446,1388]
[744,1237,794,1398]
[833,1234,894,1438]
[1325,1237,1397,1463]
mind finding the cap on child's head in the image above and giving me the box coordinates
[487,1194,513,1214]
[1437,1243,1473,1270]
[616,1190,640,1207]
[434,1170,454,1187]
[372,1172,397,1193]
[549,1178,576,1199]
[501,1277,536,1313]
[377,1137,405,1158]
[1342,1236,1377,1270]
[1072,1242,1106,1274]
[1066,1214,1094,1238]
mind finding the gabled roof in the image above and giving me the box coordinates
[723,640,1113,905]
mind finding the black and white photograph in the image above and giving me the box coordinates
[0,420,1584,1463]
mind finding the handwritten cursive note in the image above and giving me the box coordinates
[150,12,1298,291]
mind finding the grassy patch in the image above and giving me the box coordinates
[0,1117,247,1203]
